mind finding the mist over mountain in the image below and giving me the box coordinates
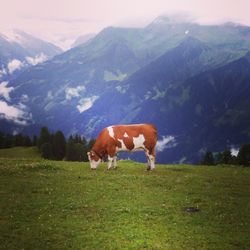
[1,16,250,163]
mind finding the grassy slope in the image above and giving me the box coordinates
[0,149,250,249]
[0,146,41,159]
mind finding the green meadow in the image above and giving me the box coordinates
[0,147,249,249]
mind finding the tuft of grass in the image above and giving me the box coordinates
[20,161,61,171]
[0,156,250,249]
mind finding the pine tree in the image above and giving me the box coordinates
[66,142,84,161]
[32,135,37,146]
[14,134,24,146]
[201,151,214,165]
[214,152,223,165]
[53,131,66,160]
[24,136,32,147]
[237,144,250,166]
[38,127,51,149]
[0,132,5,148]
[222,149,232,164]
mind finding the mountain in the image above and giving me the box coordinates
[71,33,96,48]
[1,17,250,163]
[71,38,250,163]
[6,36,217,133]
[0,29,62,81]
[78,37,217,134]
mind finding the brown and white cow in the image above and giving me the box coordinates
[87,124,157,170]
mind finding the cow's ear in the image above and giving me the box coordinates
[87,152,90,156]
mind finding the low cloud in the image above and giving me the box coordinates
[65,85,86,100]
[77,96,99,113]
[0,67,7,78]
[0,100,32,125]
[0,81,14,101]
[231,147,239,157]
[21,94,29,102]
[156,135,176,152]
[26,53,48,65]
[7,59,24,74]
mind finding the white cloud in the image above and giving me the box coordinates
[21,94,29,102]
[7,59,24,74]
[65,85,86,100]
[77,95,99,113]
[231,147,239,157]
[47,90,53,100]
[25,53,48,65]
[156,135,176,152]
[0,67,7,78]
[0,81,14,101]
[0,100,32,125]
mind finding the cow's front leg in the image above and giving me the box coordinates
[107,155,114,170]
[149,155,155,170]
[145,150,155,171]
[113,156,118,169]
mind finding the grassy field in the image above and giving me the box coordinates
[0,147,250,249]
[0,146,41,159]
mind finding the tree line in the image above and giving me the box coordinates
[1,128,249,165]
[38,127,95,161]
[0,127,95,162]
[201,144,250,166]
[0,132,36,148]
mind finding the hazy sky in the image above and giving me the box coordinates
[1,0,250,49]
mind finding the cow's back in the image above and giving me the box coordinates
[110,124,157,152]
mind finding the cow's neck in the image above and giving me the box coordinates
[92,143,106,159]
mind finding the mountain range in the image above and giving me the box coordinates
[0,29,62,81]
[1,16,250,163]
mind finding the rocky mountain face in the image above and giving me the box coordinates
[1,17,250,163]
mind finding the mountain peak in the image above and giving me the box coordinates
[149,14,195,26]
[151,16,171,25]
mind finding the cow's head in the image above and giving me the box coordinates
[87,150,101,169]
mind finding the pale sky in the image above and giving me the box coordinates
[1,0,250,49]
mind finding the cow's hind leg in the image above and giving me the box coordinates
[146,153,151,171]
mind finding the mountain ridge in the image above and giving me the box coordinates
[1,18,250,163]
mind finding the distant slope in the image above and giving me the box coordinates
[78,42,250,163]
[0,146,41,159]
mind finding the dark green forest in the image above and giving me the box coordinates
[0,127,95,162]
